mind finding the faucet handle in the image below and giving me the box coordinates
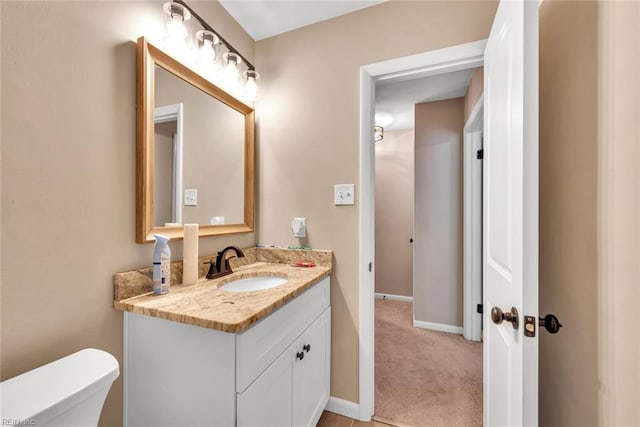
[204,261,217,279]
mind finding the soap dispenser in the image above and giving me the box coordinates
[153,234,171,295]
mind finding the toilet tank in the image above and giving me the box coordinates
[0,348,119,427]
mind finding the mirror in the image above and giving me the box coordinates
[136,37,254,243]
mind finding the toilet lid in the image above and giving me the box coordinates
[0,348,119,421]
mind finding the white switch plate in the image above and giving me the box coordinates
[334,184,355,206]
[184,189,198,206]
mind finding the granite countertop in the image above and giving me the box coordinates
[113,248,332,333]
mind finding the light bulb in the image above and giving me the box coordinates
[226,62,238,80]
[245,77,257,102]
[244,70,260,103]
[210,61,224,84]
[223,52,242,94]
[167,18,187,41]
[195,30,218,78]
[162,2,190,56]
[199,38,215,62]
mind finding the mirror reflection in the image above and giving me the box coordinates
[153,65,245,228]
[136,37,254,243]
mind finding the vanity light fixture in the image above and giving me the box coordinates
[374,125,384,142]
[244,70,260,103]
[162,0,260,105]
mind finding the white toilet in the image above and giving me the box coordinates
[0,348,119,427]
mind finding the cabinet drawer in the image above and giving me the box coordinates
[236,277,330,392]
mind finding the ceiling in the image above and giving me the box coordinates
[375,69,474,131]
[219,0,387,41]
[217,0,472,131]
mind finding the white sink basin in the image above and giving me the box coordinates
[220,276,288,292]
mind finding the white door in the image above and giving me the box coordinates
[483,0,538,425]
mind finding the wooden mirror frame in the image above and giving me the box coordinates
[136,37,255,243]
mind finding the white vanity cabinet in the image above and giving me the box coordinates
[124,276,330,427]
[237,308,330,427]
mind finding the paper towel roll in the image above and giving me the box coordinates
[183,224,199,285]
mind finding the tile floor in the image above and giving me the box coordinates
[317,411,394,427]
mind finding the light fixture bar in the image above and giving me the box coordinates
[174,0,256,71]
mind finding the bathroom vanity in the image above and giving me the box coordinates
[114,248,332,427]
[128,26,330,427]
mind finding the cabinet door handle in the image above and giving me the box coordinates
[296,351,304,360]
[303,344,311,353]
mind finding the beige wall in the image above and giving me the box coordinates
[374,129,414,297]
[5,1,635,423]
[464,67,484,122]
[540,1,640,425]
[539,1,599,425]
[597,1,640,424]
[255,0,498,402]
[413,98,464,327]
[0,2,255,425]
[155,66,245,226]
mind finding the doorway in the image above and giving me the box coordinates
[154,103,184,225]
[372,65,485,425]
[360,3,539,424]
[358,40,487,421]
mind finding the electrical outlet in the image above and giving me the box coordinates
[184,189,198,206]
[334,184,355,206]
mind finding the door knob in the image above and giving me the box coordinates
[539,314,563,334]
[296,351,304,360]
[303,344,311,352]
[491,306,519,330]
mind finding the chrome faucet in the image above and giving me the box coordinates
[206,246,245,279]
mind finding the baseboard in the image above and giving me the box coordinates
[374,293,413,302]
[413,318,463,334]
[325,396,360,420]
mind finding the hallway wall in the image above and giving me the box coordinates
[413,98,464,328]
[375,129,414,297]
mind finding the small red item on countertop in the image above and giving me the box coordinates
[293,261,316,268]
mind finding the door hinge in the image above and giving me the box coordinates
[368,262,372,272]
[476,149,484,160]
[477,304,483,314]
[524,316,536,337]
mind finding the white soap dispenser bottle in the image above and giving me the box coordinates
[153,234,171,295]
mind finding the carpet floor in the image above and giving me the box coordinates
[374,299,483,427]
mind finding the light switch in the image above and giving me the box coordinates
[184,189,198,206]
[334,184,355,206]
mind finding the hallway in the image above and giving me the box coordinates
[374,299,482,426]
